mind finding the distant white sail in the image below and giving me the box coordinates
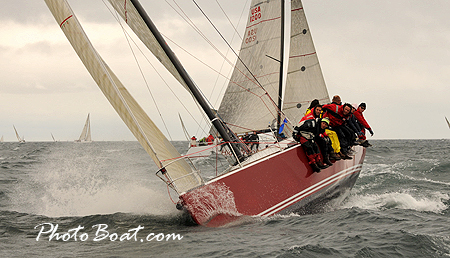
[446,116,450,129]
[216,0,283,134]
[0,135,3,142]
[77,113,91,142]
[45,0,202,193]
[282,0,330,125]
[13,125,25,143]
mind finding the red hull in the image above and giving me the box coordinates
[180,145,366,227]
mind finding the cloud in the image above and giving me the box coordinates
[1,0,450,141]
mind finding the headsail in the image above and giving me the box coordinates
[77,113,91,142]
[45,0,202,193]
[109,0,244,160]
[108,0,189,91]
[13,125,25,143]
[282,0,330,124]
[179,114,191,141]
[216,0,283,134]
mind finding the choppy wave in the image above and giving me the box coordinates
[343,191,449,213]
[1,140,450,257]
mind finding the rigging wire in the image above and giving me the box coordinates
[190,0,284,130]
[102,0,173,140]
[102,0,215,140]
[191,0,268,94]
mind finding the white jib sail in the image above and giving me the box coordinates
[282,0,330,125]
[45,0,202,193]
[78,113,91,141]
[216,0,283,134]
[13,125,24,142]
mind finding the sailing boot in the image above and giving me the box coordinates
[317,161,329,169]
[323,154,333,166]
[329,152,341,161]
[310,162,321,173]
[339,151,352,160]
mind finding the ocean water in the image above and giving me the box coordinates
[1,140,449,257]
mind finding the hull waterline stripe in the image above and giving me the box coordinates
[257,164,363,216]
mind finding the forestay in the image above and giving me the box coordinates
[216,0,282,134]
[282,0,330,125]
[108,0,190,91]
[45,0,202,193]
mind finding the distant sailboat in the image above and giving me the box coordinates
[179,114,218,158]
[75,113,91,142]
[0,136,3,142]
[446,116,450,129]
[51,133,57,142]
[13,125,25,143]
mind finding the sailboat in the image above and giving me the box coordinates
[13,125,25,143]
[179,114,218,158]
[446,116,450,129]
[75,113,91,142]
[45,0,366,227]
[0,136,4,143]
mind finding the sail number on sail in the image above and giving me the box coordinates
[249,6,261,22]
[245,28,258,44]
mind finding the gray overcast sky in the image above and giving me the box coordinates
[1,0,450,141]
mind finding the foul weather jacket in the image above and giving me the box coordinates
[353,110,371,131]
[322,103,351,127]
[300,106,321,123]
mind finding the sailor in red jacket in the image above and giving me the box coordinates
[300,105,322,122]
[353,103,374,140]
[321,103,355,157]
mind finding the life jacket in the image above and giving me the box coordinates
[206,135,214,142]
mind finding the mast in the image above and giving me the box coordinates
[129,0,243,160]
[277,0,285,133]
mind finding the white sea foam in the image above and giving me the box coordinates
[343,191,449,213]
[10,144,176,217]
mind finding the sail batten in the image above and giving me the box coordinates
[216,0,283,134]
[45,0,202,193]
[282,0,330,125]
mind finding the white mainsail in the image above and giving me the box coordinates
[282,0,330,125]
[45,0,202,193]
[216,0,330,134]
[216,0,283,134]
[13,125,25,143]
[77,113,91,142]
